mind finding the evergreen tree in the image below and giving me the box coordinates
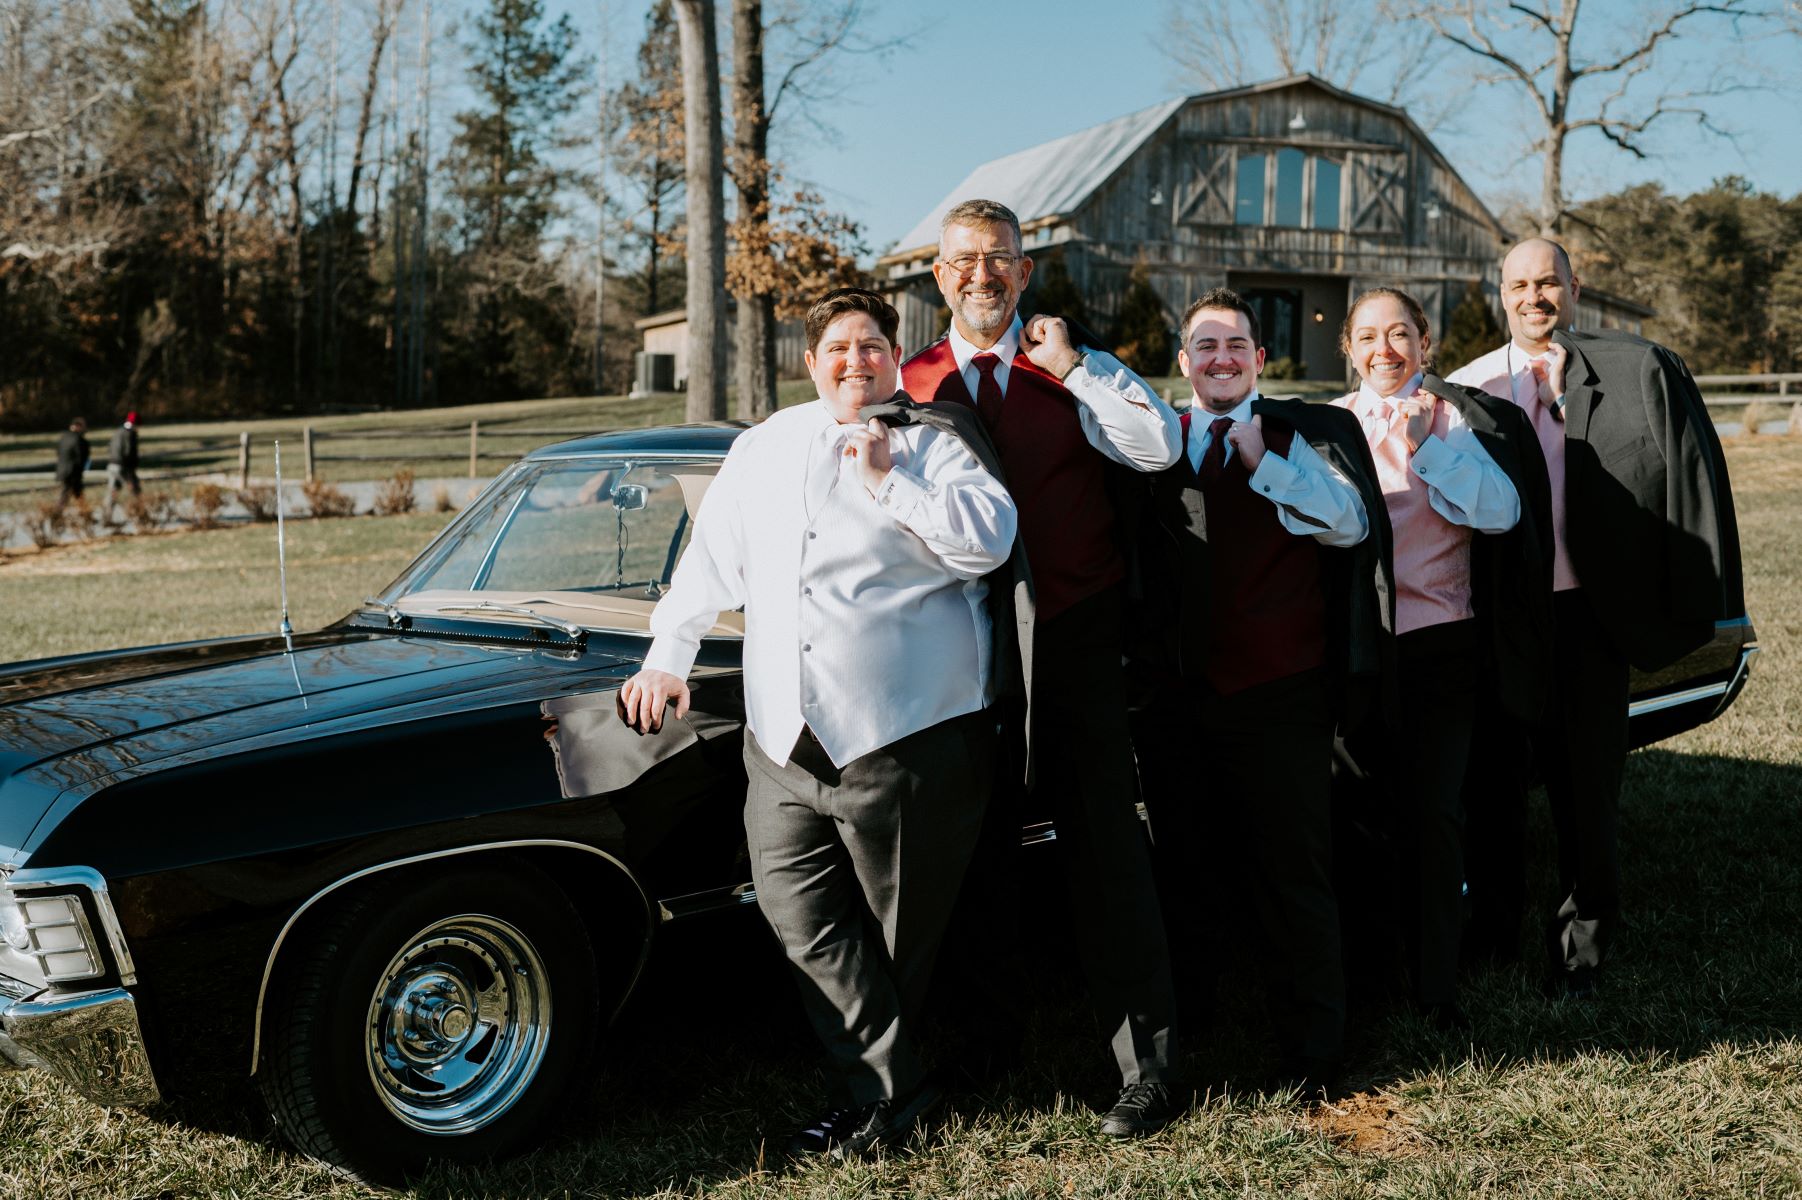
[1023,255,1094,336]
[442,0,592,402]
[1437,281,1504,377]
[1110,266,1173,379]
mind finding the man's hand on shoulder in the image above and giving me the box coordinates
[1226,413,1268,472]
[1020,313,1082,380]
[617,668,690,734]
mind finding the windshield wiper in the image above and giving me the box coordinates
[361,596,406,627]
[426,601,586,640]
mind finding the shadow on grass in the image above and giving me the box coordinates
[140,746,1801,1196]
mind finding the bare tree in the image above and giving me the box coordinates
[674,0,726,420]
[729,0,776,419]
[1158,0,1450,124]
[1388,0,1780,235]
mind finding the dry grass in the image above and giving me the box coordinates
[0,438,1798,1198]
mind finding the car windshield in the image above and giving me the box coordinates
[375,455,741,637]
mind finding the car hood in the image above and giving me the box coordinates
[0,624,637,858]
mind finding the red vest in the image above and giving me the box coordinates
[1178,411,1327,695]
[901,339,1121,622]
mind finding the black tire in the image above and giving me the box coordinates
[258,858,599,1183]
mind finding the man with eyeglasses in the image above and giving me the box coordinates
[901,198,1185,1138]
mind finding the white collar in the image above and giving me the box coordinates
[1189,390,1260,428]
[949,315,1021,374]
[1353,373,1423,415]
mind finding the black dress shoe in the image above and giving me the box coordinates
[1547,965,1598,1002]
[1099,1081,1182,1138]
[787,1081,943,1160]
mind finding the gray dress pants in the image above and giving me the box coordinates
[744,710,992,1105]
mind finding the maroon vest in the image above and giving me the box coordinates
[902,339,1122,621]
[1178,411,1327,695]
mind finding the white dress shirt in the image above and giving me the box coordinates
[1340,375,1520,534]
[643,400,1017,769]
[946,316,1181,471]
[1185,391,1369,547]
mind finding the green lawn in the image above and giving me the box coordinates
[0,437,1798,1198]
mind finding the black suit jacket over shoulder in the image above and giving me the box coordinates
[1420,373,1555,723]
[1129,395,1396,731]
[1553,329,1743,671]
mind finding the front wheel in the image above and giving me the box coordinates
[258,860,598,1182]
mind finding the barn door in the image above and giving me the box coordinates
[1347,152,1407,236]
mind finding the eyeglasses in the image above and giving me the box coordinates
[938,252,1021,277]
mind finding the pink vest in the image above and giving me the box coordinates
[1335,393,1473,635]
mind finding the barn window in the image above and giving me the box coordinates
[1314,158,1342,229]
[1234,153,1266,225]
[1274,148,1305,227]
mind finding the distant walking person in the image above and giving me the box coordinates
[55,417,90,508]
[106,412,143,519]
[1448,238,1743,996]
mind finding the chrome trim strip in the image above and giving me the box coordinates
[5,865,139,986]
[250,839,654,1075]
[1627,681,1730,718]
[657,881,758,922]
[525,451,732,463]
[1710,644,1760,720]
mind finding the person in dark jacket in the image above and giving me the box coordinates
[1449,237,1742,996]
[105,412,142,518]
[55,418,90,508]
[1132,287,1387,1096]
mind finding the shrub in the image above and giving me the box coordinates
[237,483,279,521]
[431,484,455,513]
[59,498,99,541]
[302,478,358,518]
[22,500,63,549]
[1262,356,1309,381]
[1741,400,1767,437]
[372,467,416,516]
[190,482,226,530]
[125,488,178,531]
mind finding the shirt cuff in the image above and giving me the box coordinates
[642,634,699,681]
[1410,433,1453,478]
[874,465,928,520]
[1247,447,1303,498]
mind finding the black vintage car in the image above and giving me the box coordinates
[0,423,1759,1180]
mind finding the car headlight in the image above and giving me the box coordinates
[3,889,103,984]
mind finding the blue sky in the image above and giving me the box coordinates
[555,0,1802,255]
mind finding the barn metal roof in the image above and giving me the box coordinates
[888,97,1186,261]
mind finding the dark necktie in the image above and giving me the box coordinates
[971,352,1004,430]
[1195,416,1235,489]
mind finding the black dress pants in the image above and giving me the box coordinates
[1464,589,1629,973]
[1142,668,1344,1064]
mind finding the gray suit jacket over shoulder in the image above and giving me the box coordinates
[1554,328,1743,671]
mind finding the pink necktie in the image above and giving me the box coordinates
[1529,360,1564,422]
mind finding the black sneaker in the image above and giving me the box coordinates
[1099,1081,1181,1138]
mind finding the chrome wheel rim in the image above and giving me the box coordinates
[365,914,551,1135]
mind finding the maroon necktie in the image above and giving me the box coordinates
[1195,416,1235,489]
[971,353,1004,430]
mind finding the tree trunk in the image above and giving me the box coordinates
[730,0,776,419]
[674,0,726,421]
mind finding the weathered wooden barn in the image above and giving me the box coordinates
[876,74,1646,380]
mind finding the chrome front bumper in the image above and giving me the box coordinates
[0,981,161,1106]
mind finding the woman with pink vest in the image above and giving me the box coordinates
[1333,287,1549,1030]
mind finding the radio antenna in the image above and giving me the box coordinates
[274,440,294,654]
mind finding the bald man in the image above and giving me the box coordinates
[1448,238,1742,997]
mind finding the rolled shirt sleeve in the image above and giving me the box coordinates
[1247,436,1370,547]
[1061,350,1182,471]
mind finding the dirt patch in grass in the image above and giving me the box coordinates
[1307,1092,1423,1157]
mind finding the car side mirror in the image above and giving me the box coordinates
[611,483,648,511]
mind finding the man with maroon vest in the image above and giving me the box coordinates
[1132,288,1387,1096]
[900,198,1184,1137]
